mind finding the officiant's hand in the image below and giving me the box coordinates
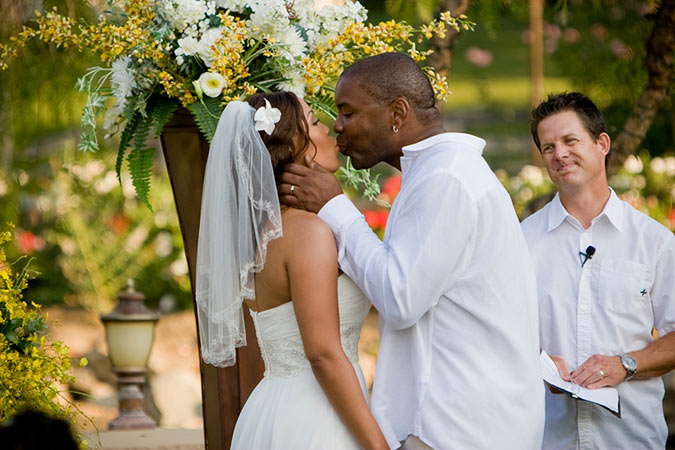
[570,354,625,389]
[280,155,343,213]
[547,354,571,394]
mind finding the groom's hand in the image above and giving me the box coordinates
[279,155,343,213]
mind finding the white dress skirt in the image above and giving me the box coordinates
[231,274,372,450]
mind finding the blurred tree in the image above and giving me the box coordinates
[385,0,674,168]
[610,0,674,170]
[552,0,674,169]
[428,0,472,76]
[0,1,192,311]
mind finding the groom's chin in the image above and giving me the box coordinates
[349,156,373,170]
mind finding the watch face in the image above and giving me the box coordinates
[622,355,637,372]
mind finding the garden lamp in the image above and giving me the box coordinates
[101,279,159,430]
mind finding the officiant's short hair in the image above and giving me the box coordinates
[341,52,440,124]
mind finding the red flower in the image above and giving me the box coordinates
[382,174,401,200]
[364,210,382,229]
[109,214,129,234]
[15,229,46,255]
[364,209,390,232]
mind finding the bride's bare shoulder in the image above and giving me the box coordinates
[281,208,334,247]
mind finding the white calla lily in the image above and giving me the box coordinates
[254,99,282,135]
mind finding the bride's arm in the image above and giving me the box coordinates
[286,213,388,450]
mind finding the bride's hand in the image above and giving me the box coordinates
[279,155,343,213]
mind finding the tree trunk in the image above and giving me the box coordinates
[530,0,544,165]
[608,0,675,172]
[427,0,471,77]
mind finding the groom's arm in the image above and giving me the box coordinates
[319,172,476,330]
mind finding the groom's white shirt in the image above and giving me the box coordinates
[319,133,545,449]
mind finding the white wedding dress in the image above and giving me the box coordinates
[231,274,371,449]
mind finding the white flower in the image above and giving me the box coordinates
[664,156,675,176]
[214,0,247,13]
[197,27,223,67]
[247,0,291,38]
[157,0,211,32]
[110,56,137,110]
[192,80,203,99]
[518,165,545,187]
[103,106,122,131]
[623,154,643,174]
[650,156,665,174]
[198,72,226,97]
[300,1,368,49]
[254,99,282,135]
[175,36,202,57]
[278,68,306,97]
[275,25,308,61]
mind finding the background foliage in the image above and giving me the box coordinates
[0,227,91,446]
[0,0,672,316]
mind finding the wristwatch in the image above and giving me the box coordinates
[619,354,637,380]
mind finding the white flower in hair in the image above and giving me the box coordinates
[254,99,282,136]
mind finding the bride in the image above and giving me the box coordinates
[195,92,387,450]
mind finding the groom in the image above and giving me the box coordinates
[280,52,544,449]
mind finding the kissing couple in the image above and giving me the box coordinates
[195,52,545,450]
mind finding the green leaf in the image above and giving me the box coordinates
[338,157,382,201]
[5,330,17,343]
[116,112,141,183]
[127,146,155,211]
[186,97,222,142]
[24,317,45,334]
[150,98,179,138]
[133,116,152,154]
[306,93,337,120]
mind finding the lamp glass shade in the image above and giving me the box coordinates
[105,321,156,370]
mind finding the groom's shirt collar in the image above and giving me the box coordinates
[399,132,486,173]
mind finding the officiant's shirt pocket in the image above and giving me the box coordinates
[595,258,649,314]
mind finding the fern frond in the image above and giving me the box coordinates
[116,112,141,183]
[306,93,337,120]
[186,97,221,142]
[127,146,155,211]
[133,116,152,153]
[150,98,179,138]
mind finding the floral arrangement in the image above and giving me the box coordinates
[0,0,473,208]
[0,226,91,445]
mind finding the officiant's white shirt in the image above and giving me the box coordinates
[319,133,545,449]
[521,191,675,450]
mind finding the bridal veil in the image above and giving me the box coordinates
[195,101,282,367]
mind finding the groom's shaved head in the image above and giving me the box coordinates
[340,52,440,124]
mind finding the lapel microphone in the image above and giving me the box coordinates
[580,246,596,267]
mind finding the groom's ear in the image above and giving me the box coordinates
[390,97,410,129]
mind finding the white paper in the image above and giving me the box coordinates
[540,351,620,415]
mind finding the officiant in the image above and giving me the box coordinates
[521,92,675,450]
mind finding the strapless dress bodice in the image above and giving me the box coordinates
[249,274,370,379]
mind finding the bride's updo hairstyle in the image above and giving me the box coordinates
[247,92,314,183]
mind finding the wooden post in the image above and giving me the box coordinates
[160,109,264,449]
[530,0,545,165]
